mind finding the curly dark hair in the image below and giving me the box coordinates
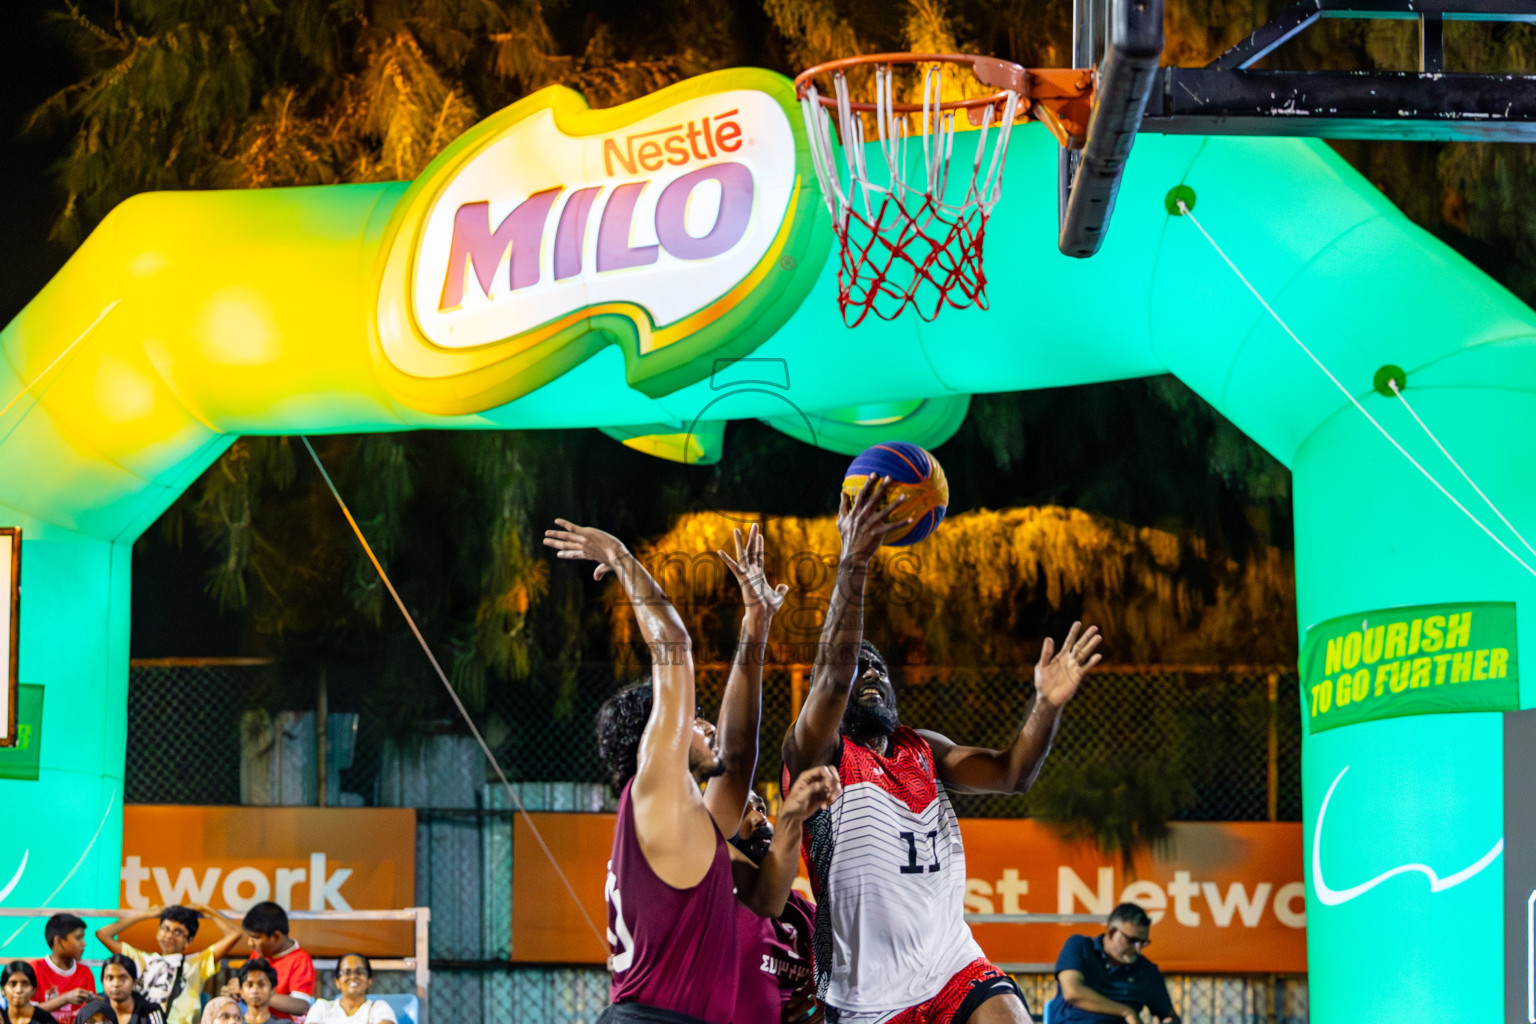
[159,905,200,940]
[596,679,653,792]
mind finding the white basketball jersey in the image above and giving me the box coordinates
[797,727,984,1013]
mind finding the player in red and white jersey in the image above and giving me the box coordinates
[783,477,1103,1024]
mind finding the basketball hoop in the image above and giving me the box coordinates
[794,54,1091,326]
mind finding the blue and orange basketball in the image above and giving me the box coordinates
[841,442,949,547]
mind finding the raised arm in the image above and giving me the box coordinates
[782,477,910,776]
[920,622,1101,794]
[192,903,243,960]
[733,766,841,917]
[544,519,716,887]
[704,524,787,835]
[95,907,159,955]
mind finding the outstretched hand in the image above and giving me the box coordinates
[779,765,842,822]
[838,475,915,564]
[543,518,629,580]
[719,523,788,617]
[1035,621,1103,709]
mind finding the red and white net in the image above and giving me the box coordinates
[800,63,1020,326]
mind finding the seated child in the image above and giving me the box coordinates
[236,961,277,1024]
[96,905,241,1024]
[32,915,94,1024]
[219,905,312,1023]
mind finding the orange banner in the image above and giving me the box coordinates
[121,806,416,958]
[512,815,1304,973]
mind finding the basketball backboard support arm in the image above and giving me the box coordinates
[1058,0,1166,258]
[1139,0,1536,142]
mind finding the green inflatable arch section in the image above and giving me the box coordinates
[2,69,1533,1021]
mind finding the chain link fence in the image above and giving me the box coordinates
[127,661,1302,821]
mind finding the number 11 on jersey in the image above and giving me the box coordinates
[899,830,941,874]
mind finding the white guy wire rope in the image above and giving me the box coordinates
[0,298,121,423]
[1388,378,1536,562]
[300,438,607,953]
[1176,200,1536,581]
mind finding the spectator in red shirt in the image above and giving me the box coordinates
[219,905,312,1022]
[32,915,95,1024]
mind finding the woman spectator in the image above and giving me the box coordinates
[302,956,395,1024]
[196,1000,238,1024]
[1,962,59,1024]
[75,957,164,1024]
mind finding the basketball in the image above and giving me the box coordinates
[841,442,949,547]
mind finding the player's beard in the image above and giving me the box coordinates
[689,745,726,781]
[730,826,775,865]
[841,700,899,744]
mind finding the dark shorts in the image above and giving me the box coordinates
[597,1004,716,1024]
[826,958,1025,1024]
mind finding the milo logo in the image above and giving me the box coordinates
[374,69,827,415]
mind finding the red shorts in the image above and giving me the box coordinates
[827,958,1023,1024]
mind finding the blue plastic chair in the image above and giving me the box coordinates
[376,994,419,1024]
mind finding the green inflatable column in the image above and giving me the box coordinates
[0,529,130,953]
[1292,384,1536,1022]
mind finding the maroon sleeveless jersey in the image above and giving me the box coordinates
[606,779,740,1022]
[734,890,816,1023]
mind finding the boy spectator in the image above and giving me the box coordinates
[96,905,241,1024]
[218,904,312,1021]
[33,914,95,1024]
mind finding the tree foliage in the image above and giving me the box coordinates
[613,506,1295,668]
[26,0,1536,844]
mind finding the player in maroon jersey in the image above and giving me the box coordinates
[731,791,820,1024]
[781,477,1103,1024]
[546,519,840,1024]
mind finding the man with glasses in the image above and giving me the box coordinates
[1046,904,1179,1024]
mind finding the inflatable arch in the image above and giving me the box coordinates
[3,67,1534,1022]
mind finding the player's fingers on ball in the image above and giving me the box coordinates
[857,475,886,511]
